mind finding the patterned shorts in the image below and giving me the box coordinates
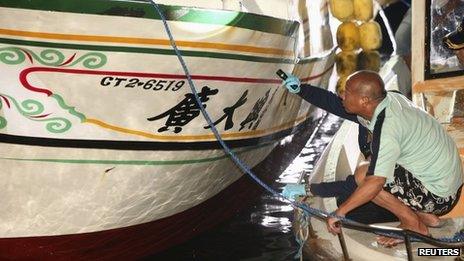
[383,165,462,215]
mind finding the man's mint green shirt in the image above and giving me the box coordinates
[362,92,463,197]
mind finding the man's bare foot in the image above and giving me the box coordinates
[376,235,404,247]
[376,221,429,247]
[416,212,442,227]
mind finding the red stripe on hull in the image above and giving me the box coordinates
[19,67,281,96]
[0,115,321,260]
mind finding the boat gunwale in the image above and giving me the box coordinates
[0,1,299,37]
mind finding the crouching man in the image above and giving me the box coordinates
[282,70,463,246]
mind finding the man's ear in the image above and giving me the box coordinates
[361,96,370,106]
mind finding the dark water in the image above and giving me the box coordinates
[151,114,342,260]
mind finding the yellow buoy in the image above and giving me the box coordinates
[336,76,348,95]
[357,50,381,72]
[336,22,360,51]
[336,51,358,77]
[359,21,382,51]
[353,0,373,22]
[329,0,354,22]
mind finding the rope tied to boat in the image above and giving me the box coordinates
[294,202,310,260]
[148,0,464,250]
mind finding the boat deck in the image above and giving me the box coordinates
[342,218,464,261]
[300,194,464,261]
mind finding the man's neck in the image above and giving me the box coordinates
[359,102,381,121]
[359,113,373,121]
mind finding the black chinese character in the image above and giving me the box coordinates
[239,89,270,131]
[147,86,218,133]
[204,90,248,131]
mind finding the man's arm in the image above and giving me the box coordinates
[337,175,386,215]
[298,84,359,122]
[326,175,386,234]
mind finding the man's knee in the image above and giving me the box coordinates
[354,161,370,185]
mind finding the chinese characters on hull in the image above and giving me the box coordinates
[204,90,248,131]
[239,89,270,131]
[148,87,273,133]
[147,86,218,133]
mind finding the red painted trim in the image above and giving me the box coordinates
[18,66,334,97]
[18,67,282,96]
[29,113,51,118]
[0,95,11,108]
[20,48,34,64]
[60,53,76,66]
[300,64,334,82]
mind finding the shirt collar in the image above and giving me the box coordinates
[366,93,390,131]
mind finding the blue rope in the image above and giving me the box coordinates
[148,0,287,203]
[148,0,463,246]
[294,209,310,259]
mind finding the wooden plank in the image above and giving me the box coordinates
[446,122,464,145]
[411,1,425,88]
[413,75,464,93]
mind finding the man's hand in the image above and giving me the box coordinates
[281,184,306,200]
[283,74,301,94]
[326,210,345,235]
[326,175,385,235]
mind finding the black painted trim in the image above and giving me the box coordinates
[0,116,316,151]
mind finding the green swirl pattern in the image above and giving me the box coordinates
[0,116,6,129]
[66,52,107,69]
[0,46,107,68]
[28,49,66,66]
[20,99,45,115]
[51,94,86,121]
[0,94,72,133]
[0,47,26,64]
[35,117,72,133]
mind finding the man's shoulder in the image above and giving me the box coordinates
[385,92,431,121]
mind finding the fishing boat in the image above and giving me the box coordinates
[0,0,336,259]
[295,1,464,260]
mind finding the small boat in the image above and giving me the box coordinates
[0,0,336,259]
[295,1,464,260]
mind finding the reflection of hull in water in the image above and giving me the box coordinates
[0,0,335,258]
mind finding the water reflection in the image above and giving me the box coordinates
[151,114,341,260]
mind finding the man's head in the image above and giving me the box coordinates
[443,17,464,65]
[340,70,386,119]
